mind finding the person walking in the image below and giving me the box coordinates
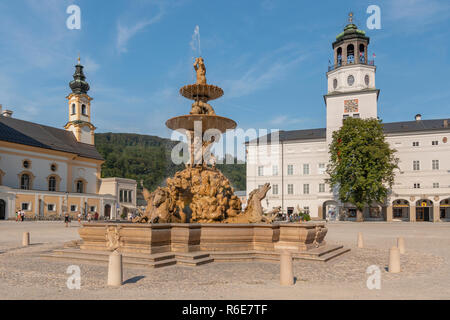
[94,211,99,221]
[20,210,25,222]
[64,213,70,228]
[87,212,92,223]
[77,212,82,224]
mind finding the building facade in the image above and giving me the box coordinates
[0,59,136,220]
[246,17,450,222]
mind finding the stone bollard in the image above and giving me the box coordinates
[22,232,30,246]
[280,251,294,286]
[389,247,401,273]
[357,232,364,248]
[397,237,405,254]
[107,250,123,286]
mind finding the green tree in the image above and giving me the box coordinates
[326,118,398,222]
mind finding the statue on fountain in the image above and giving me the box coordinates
[133,57,277,224]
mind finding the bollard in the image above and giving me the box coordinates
[22,232,30,246]
[107,250,123,286]
[280,251,294,286]
[389,246,401,273]
[357,232,364,248]
[397,237,405,254]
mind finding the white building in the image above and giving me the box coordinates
[246,18,450,222]
[0,59,137,220]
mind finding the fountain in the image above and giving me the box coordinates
[45,58,349,266]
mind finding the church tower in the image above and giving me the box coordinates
[325,13,379,146]
[64,57,96,145]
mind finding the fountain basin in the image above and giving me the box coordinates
[180,83,224,101]
[166,114,237,133]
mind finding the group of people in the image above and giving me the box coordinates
[64,211,100,228]
[15,210,25,222]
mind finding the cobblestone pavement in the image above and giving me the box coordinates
[0,221,449,299]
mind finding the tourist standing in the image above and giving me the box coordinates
[87,212,92,223]
[77,212,82,224]
[20,210,25,222]
[64,213,70,227]
[94,211,99,221]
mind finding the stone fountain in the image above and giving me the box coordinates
[43,58,349,267]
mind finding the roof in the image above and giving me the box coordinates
[0,115,103,160]
[247,118,450,145]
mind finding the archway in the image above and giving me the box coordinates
[104,204,111,220]
[392,199,410,221]
[415,199,433,222]
[322,200,339,221]
[347,44,355,64]
[440,198,450,221]
[0,199,5,220]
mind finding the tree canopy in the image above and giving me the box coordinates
[326,118,398,219]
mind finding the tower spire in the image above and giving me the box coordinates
[348,12,354,24]
[69,56,90,94]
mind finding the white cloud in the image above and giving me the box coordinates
[116,5,164,53]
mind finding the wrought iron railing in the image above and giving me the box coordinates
[328,59,375,71]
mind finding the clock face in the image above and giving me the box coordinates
[347,75,355,86]
[333,78,338,89]
[365,74,370,86]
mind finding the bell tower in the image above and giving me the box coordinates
[64,56,96,145]
[325,13,380,146]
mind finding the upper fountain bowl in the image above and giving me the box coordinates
[180,84,224,101]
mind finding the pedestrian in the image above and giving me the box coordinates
[87,212,92,223]
[94,211,99,221]
[15,211,19,222]
[20,210,25,222]
[64,213,70,228]
[77,212,82,224]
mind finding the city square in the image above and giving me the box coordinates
[0,0,449,307]
[0,220,449,300]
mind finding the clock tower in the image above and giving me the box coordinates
[325,13,379,146]
[64,57,96,145]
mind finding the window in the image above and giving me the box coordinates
[303,184,310,195]
[89,206,96,212]
[343,114,350,120]
[22,160,30,169]
[272,184,278,195]
[287,164,294,175]
[120,189,133,203]
[50,164,57,172]
[81,104,87,115]
[258,166,264,176]
[414,183,421,189]
[287,184,294,195]
[353,113,360,118]
[318,163,326,175]
[76,180,84,193]
[70,205,77,212]
[47,204,56,212]
[119,190,124,202]
[303,207,310,214]
[319,183,326,193]
[412,141,419,147]
[303,164,310,175]
[432,160,439,170]
[48,176,57,191]
[413,161,420,171]
[71,104,76,114]
[21,203,30,211]
[20,174,30,190]
[128,190,133,203]
[432,141,439,146]
[272,165,278,176]
[433,183,440,189]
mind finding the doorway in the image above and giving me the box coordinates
[0,199,5,220]
[104,204,111,219]
[416,207,430,222]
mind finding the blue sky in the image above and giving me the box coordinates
[0,0,449,138]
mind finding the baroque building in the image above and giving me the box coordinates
[0,59,136,220]
[246,16,450,222]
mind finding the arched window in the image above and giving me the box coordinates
[48,176,57,191]
[337,47,342,66]
[81,104,87,115]
[347,44,355,64]
[21,174,30,190]
[71,104,76,115]
[76,180,84,193]
[359,44,365,63]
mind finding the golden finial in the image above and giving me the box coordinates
[77,53,81,65]
[348,12,354,23]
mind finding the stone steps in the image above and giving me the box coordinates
[41,245,349,268]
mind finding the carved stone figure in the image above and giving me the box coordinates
[190,100,215,115]
[194,57,207,84]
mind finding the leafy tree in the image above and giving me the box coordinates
[326,118,398,222]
